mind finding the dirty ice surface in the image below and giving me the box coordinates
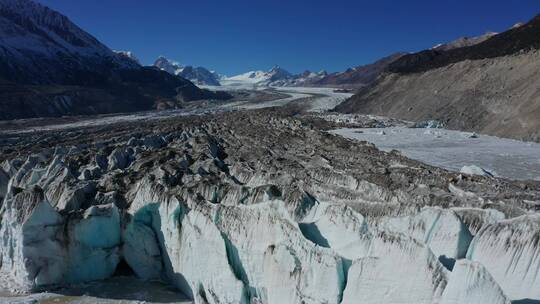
[0,276,191,304]
[331,127,540,181]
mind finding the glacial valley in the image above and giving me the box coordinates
[1,87,540,304]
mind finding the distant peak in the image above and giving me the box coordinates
[114,50,141,65]
[269,65,282,71]
[511,22,524,29]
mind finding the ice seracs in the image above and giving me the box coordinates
[65,204,121,283]
[299,202,371,260]
[376,207,473,265]
[440,260,511,304]
[451,207,505,235]
[0,187,65,291]
[466,214,540,300]
[215,200,345,303]
[1,111,540,303]
[342,232,448,304]
[124,180,247,303]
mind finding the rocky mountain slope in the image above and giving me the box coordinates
[1,109,539,303]
[432,32,498,51]
[154,56,221,86]
[336,14,540,142]
[309,52,405,88]
[114,50,141,65]
[0,0,230,120]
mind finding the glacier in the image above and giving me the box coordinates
[0,111,539,304]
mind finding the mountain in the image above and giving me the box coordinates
[223,56,404,88]
[225,54,403,89]
[223,65,293,86]
[336,14,540,142]
[0,0,137,84]
[0,0,230,120]
[154,56,181,75]
[309,53,406,88]
[431,32,498,51]
[271,70,328,86]
[114,50,141,65]
[153,56,221,86]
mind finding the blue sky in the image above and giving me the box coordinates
[39,0,540,75]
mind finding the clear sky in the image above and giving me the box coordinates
[38,0,540,76]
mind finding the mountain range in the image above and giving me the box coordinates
[2,0,539,144]
[220,53,404,89]
[0,0,230,120]
[153,56,221,86]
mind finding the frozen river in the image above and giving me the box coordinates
[331,127,540,181]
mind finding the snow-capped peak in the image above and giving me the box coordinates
[153,56,184,75]
[0,0,139,84]
[224,65,293,85]
[153,56,221,86]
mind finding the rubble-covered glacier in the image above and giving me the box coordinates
[1,110,539,303]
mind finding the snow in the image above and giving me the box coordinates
[225,70,269,84]
[0,0,136,68]
[330,127,540,181]
[221,65,295,87]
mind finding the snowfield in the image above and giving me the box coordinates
[331,127,540,181]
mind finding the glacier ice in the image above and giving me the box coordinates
[452,207,506,235]
[460,165,494,177]
[0,187,65,291]
[65,204,121,283]
[1,113,540,304]
[216,200,345,303]
[376,207,473,262]
[467,214,540,300]
[342,232,448,304]
[299,202,371,260]
[262,242,344,304]
[125,181,247,303]
[440,259,510,304]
